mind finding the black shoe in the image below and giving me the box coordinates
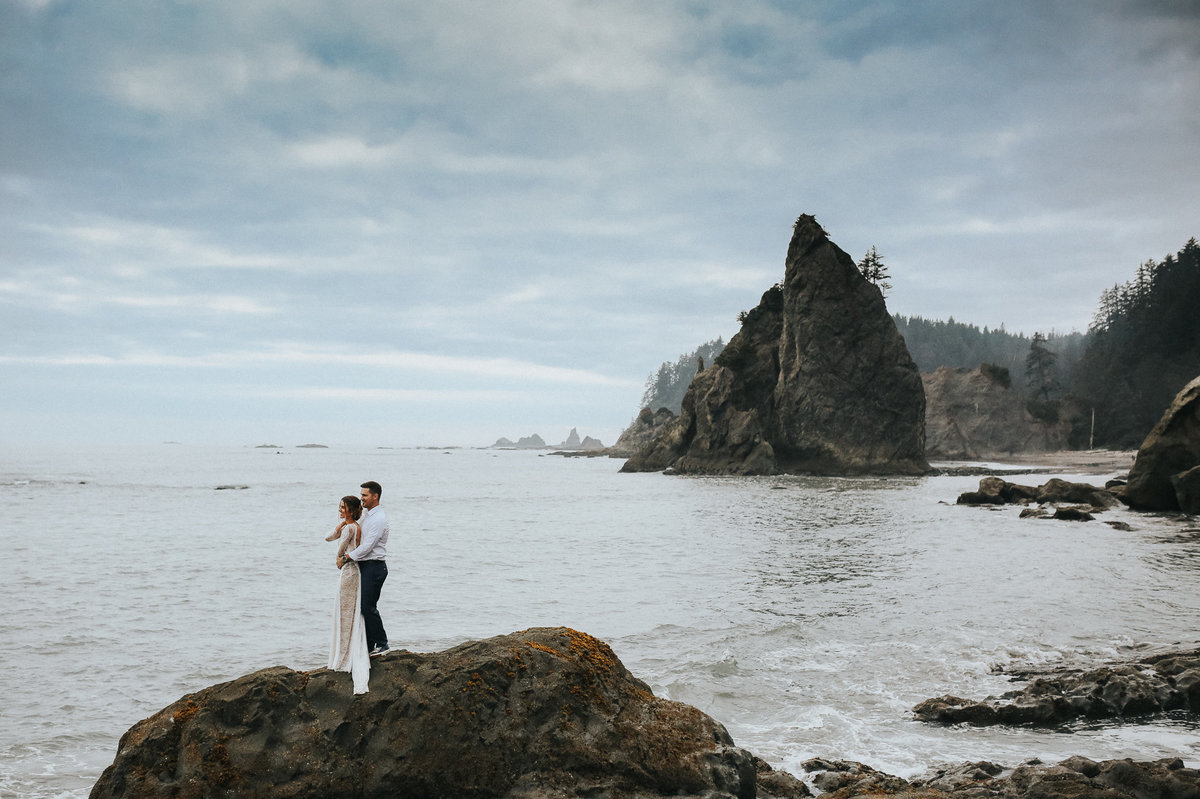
[369,644,388,658]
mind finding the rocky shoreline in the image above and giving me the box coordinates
[798,755,1200,799]
[914,649,1200,727]
[89,628,1200,799]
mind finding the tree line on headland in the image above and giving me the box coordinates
[640,235,1200,451]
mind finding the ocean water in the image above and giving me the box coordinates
[2,444,1199,798]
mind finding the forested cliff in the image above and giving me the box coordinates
[1073,237,1200,448]
[635,236,1198,453]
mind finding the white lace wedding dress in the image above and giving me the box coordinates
[327,522,370,694]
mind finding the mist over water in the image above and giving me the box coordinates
[2,445,1199,797]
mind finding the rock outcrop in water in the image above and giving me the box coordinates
[913,648,1200,727]
[956,476,1120,508]
[91,625,1200,799]
[1122,375,1200,513]
[802,756,1200,799]
[622,215,928,476]
[923,365,1071,459]
[89,627,806,799]
[955,476,1123,523]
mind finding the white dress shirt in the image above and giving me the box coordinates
[347,505,388,561]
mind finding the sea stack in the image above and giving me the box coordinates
[622,214,928,476]
[1122,375,1200,512]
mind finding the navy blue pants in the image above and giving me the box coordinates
[357,559,389,651]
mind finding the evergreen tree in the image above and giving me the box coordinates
[1071,236,1200,448]
[1025,332,1058,400]
[857,246,892,296]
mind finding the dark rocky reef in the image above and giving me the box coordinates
[1124,376,1200,513]
[956,476,1123,522]
[957,476,1120,508]
[803,756,1200,799]
[913,648,1200,727]
[622,215,928,476]
[89,627,806,799]
[923,365,1072,459]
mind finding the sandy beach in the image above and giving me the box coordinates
[933,449,1138,476]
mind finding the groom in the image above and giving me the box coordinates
[345,480,390,657]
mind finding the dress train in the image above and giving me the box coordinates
[328,546,370,694]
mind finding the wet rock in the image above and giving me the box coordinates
[90,627,787,799]
[958,490,1009,505]
[622,214,928,476]
[913,649,1200,727]
[956,477,1118,518]
[1036,478,1120,507]
[1123,375,1200,512]
[802,757,1200,799]
[801,758,912,795]
[919,760,1005,791]
[754,756,812,798]
[1051,506,1095,521]
[911,695,1002,725]
[1171,465,1200,515]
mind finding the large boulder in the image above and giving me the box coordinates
[89,627,807,799]
[622,215,928,476]
[923,365,1070,459]
[1123,376,1200,512]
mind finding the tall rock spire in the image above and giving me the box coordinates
[622,214,928,475]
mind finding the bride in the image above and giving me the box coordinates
[325,495,370,693]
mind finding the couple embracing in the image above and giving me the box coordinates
[325,480,390,694]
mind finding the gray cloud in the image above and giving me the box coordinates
[1,0,1197,444]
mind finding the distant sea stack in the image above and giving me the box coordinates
[622,214,929,476]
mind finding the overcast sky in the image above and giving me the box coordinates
[2,1,1197,448]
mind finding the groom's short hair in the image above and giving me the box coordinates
[361,480,382,498]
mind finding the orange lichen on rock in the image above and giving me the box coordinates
[562,628,616,672]
[91,628,768,799]
[172,698,201,724]
[524,641,565,659]
[463,671,494,694]
[624,684,654,702]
